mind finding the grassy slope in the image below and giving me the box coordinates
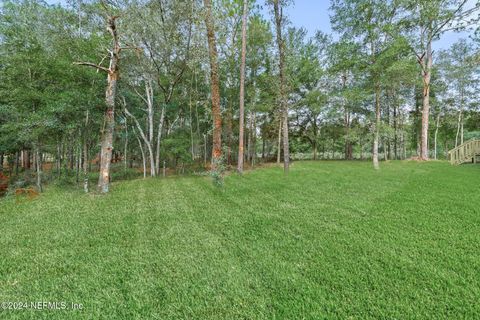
[0,161,479,319]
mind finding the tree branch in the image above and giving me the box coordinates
[73,62,110,73]
[431,0,469,39]
[124,105,149,146]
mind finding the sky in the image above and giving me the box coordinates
[260,0,476,50]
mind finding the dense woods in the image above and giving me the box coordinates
[0,0,479,193]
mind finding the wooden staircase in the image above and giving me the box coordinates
[448,139,480,165]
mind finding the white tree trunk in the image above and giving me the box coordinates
[83,110,89,193]
[277,117,282,164]
[125,107,155,177]
[373,86,380,170]
[237,0,248,173]
[155,106,165,175]
[134,127,146,179]
[455,110,462,148]
[434,113,440,160]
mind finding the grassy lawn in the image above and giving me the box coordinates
[1,161,479,319]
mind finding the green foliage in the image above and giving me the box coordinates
[0,0,104,165]
[110,167,143,181]
[465,131,480,140]
[163,130,195,167]
[0,0,478,189]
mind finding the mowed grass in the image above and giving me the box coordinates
[0,161,479,319]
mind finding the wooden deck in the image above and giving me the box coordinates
[448,139,480,165]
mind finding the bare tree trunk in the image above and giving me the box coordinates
[204,0,222,171]
[225,22,238,167]
[342,74,352,160]
[125,108,155,177]
[386,97,392,160]
[69,145,74,170]
[455,110,461,148]
[133,127,146,179]
[23,150,30,170]
[273,0,289,174]
[226,102,233,166]
[98,73,117,191]
[155,106,165,175]
[76,142,80,184]
[189,94,195,161]
[393,103,398,160]
[7,155,12,176]
[434,113,440,160]
[360,138,363,160]
[251,111,257,167]
[420,39,432,160]
[15,152,19,176]
[247,111,253,165]
[383,140,387,161]
[58,143,63,176]
[26,150,30,170]
[146,80,154,145]
[83,139,89,193]
[277,117,282,164]
[237,0,248,173]
[460,116,464,145]
[373,85,380,170]
[75,14,122,193]
[35,144,43,193]
[414,87,421,156]
[262,136,266,160]
[204,134,207,167]
[132,79,162,176]
[146,142,154,176]
[460,88,464,145]
[55,143,61,176]
[332,138,336,159]
[124,119,128,172]
[98,18,119,192]
[401,111,406,159]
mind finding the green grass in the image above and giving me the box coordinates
[1,161,479,319]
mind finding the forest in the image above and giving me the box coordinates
[0,0,478,193]
[0,0,480,319]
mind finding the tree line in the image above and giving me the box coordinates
[0,0,479,193]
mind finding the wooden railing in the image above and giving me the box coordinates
[448,139,480,165]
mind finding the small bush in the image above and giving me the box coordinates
[111,168,141,181]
